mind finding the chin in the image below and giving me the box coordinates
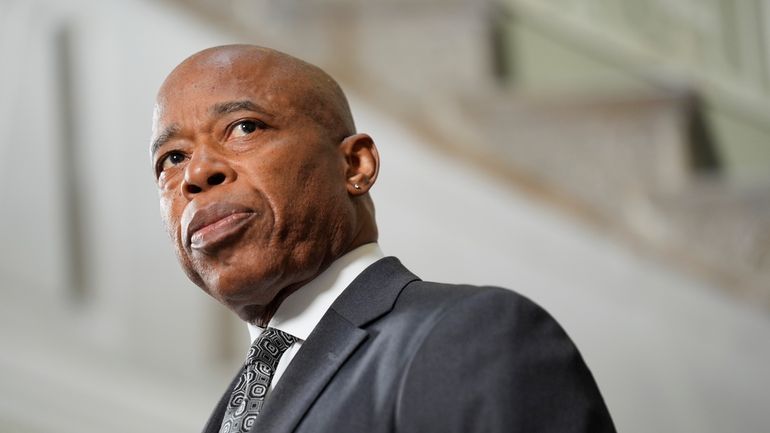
[201,267,283,309]
[217,279,288,325]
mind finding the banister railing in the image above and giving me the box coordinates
[504,0,770,126]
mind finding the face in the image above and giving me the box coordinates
[151,51,358,322]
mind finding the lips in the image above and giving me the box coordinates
[182,202,257,252]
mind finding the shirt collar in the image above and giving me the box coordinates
[247,243,384,343]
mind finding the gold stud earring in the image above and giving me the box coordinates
[354,183,361,190]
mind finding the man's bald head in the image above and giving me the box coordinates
[157,44,356,144]
[151,45,379,325]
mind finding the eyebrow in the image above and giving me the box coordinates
[150,124,180,157]
[211,100,272,117]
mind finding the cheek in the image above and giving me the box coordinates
[159,192,183,242]
[159,190,206,288]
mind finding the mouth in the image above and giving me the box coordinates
[183,203,257,253]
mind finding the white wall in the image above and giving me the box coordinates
[1,1,244,431]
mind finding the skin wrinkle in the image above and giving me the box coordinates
[151,125,181,160]
[152,45,378,326]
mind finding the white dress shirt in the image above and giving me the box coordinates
[246,242,384,395]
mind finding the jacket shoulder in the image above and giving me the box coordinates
[395,280,548,327]
[392,281,616,433]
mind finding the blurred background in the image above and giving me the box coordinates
[1,0,769,432]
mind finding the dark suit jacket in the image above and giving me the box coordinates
[203,257,616,433]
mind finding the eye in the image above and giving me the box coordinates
[157,151,186,174]
[230,119,267,139]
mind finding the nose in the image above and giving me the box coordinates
[181,147,236,198]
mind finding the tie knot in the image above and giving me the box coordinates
[246,327,295,364]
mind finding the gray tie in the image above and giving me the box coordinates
[219,327,296,433]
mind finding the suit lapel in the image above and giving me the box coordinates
[330,257,419,328]
[253,310,367,433]
[251,257,420,433]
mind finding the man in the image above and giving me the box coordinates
[150,45,616,433]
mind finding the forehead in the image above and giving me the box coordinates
[155,53,300,123]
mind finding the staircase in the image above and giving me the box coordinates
[166,0,770,304]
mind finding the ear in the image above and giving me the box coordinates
[341,133,379,195]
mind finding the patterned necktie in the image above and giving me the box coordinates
[219,327,296,433]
